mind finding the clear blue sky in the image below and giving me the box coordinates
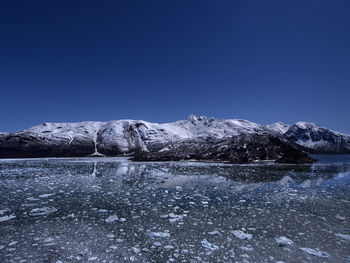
[1,0,349,133]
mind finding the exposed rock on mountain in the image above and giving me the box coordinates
[267,122,350,154]
[133,133,314,164]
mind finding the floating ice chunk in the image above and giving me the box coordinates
[335,233,350,241]
[43,237,54,243]
[39,194,54,198]
[105,215,118,223]
[300,247,330,258]
[132,247,140,253]
[153,242,162,247]
[231,230,252,240]
[27,197,40,201]
[168,213,186,223]
[279,176,294,186]
[164,245,174,250]
[240,245,253,251]
[275,236,294,247]
[208,230,220,235]
[201,239,218,251]
[8,241,18,246]
[148,232,170,238]
[335,214,346,221]
[30,207,57,216]
[0,209,9,216]
[158,147,169,152]
[0,214,16,222]
[88,256,98,261]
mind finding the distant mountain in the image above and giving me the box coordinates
[2,115,348,162]
[267,121,350,154]
[0,115,316,163]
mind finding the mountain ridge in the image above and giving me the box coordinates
[0,115,348,162]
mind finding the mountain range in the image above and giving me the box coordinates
[0,115,349,163]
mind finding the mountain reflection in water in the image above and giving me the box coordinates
[0,156,349,263]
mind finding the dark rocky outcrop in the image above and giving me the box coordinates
[134,133,315,164]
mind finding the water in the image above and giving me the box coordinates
[0,155,349,263]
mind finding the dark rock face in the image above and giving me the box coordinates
[0,131,95,158]
[134,133,315,164]
[285,123,350,154]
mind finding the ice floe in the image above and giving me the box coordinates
[300,247,330,258]
[335,233,350,241]
[231,230,253,240]
[105,215,118,223]
[201,239,218,251]
[0,214,16,222]
[30,207,57,216]
[148,232,170,238]
[275,236,294,247]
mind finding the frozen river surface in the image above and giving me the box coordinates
[0,155,349,263]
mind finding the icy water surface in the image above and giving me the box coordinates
[0,155,349,263]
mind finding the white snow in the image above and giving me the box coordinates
[8,115,349,155]
[19,115,268,154]
[266,122,290,134]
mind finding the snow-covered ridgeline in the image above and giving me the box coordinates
[0,115,349,159]
[24,115,268,153]
[267,121,350,153]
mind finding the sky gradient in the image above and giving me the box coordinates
[1,0,349,133]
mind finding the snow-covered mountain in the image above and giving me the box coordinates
[0,115,315,163]
[267,121,350,153]
[1,115,348,162]
[266,122,290,135]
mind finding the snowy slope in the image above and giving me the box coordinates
[266,122,290,135]
[267,121,350,153]
[21,115,269,156]
[0,115,289,160]
[0,115,348,160]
